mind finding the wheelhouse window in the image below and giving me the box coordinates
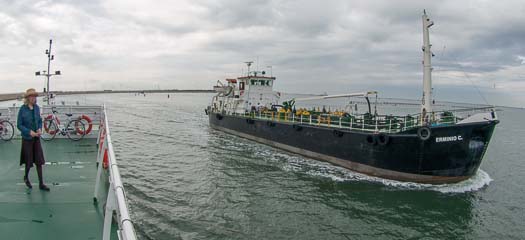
[245,79,272,86]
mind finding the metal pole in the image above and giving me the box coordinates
[47,40,52,104]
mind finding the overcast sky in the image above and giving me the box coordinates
[1,0,524,106]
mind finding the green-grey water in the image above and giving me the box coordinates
[2,93,524,239]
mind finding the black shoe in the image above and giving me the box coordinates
[24,176,32,189]
[39,184,50,191]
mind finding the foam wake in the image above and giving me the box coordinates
[278,153,492,193]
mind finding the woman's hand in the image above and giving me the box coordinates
[37,129,42,136]
[30,130,37,137]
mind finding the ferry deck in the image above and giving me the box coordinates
[0,105,136,240]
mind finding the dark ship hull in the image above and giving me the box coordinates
[209,113,498,184]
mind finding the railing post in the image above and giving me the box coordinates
[389,118,392,133]
[362,117,365,130]
[93,114,105,202]
[350,117,353,130]
[309,114,312,124]
[96,124,102,147]
[103,181,116,240]
[339,116,342,128]
[93,145,104,201]
[375,117,378,131]
[292,113,295,122]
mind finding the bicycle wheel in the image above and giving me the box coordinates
[67,120,85,141]
[0,120,14,141]
[41,119,58,141]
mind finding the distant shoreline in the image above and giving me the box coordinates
[0,89,214,102]
[1,89,521,109]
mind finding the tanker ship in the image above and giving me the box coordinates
[205,11,499,184]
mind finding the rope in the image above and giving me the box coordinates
[436,45,490,105]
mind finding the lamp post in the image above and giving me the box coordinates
[35,39,61,105]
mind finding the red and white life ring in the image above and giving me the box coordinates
[76,115,93,135]
[43,115,60,134]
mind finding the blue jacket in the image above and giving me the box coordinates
[17,104,43,140]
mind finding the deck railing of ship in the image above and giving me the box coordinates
[94,104,137,240]
[1,105,104,136]
[229,106,495,133]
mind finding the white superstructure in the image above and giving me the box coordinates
[211,68,280,114]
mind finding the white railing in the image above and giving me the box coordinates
[226,106,495,133]
[94,105,137,240]
[0,105,102,139]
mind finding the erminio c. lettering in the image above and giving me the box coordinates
[435,135,462,143]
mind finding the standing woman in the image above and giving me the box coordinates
[17,88,50,191]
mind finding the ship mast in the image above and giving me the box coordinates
[35,39,61,105]
[245,61,253,76]
[421,10,434,122]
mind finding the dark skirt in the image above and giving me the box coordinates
[20,138,45,167]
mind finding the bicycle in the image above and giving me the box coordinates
[41,108,86,141]
[0,111,15,141]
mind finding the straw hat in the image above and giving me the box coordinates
[24,88,39,98]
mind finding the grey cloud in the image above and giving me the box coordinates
[0,0,524,106]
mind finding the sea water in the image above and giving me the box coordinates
[1,93,523,239]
